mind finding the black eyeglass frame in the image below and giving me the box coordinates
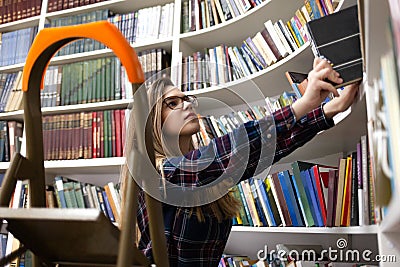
[162,95,198,110]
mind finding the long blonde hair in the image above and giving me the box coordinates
[121,77,240,223]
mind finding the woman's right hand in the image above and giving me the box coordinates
[292,57,343,119]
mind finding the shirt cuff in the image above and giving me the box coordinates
[318,103,335,129]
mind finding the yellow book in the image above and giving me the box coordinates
[334,158,347,226]
[286,20,301,48]
[340,156,353,226]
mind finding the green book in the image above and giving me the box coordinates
[291,161,316,227]
[73,182,86,208]
[105,57,111,101]
[63,181,78,208]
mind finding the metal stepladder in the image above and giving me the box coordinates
[0,21,169,267]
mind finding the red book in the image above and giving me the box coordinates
[110,110,116,157]
[98,111,104,158]
[114,109,122,157]
[326,169,338,227]
[341,156,353,226]
[311,165,328,225]
[85,112,93,159]
[92,111,97,158]
[121,109,126,156]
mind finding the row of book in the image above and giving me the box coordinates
[231,134,376,228]
[0,0,41,25]
[42,109,128,161]
[2,179,32,267]
[179,18,296,91]
[0,48,171,111]
[0,26,38,67]
[181,0,262,33]
[178,0,339,91]
[0,71,24,112]
[54,57,123,107]
[108,3,175,44]
[49,9,110,57]
[47,0,109,13]
[47,4,173,58]
[1,175,120,267]
[194,90,297,148]
[49,176,122,224]
[0,120,23,163]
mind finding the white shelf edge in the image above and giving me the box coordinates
[0,157,125,171]
[0,16,40,31]
[41,99,132,114]
[232,224,379,234]
[44,157,125,169]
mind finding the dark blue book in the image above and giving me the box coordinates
[279,171,304,226]
[54,176,68,208]
[241,42,264,71]
[301,170,324,226]
[254,178,277,226]
[249,178,268,226]
[102,190,115,222]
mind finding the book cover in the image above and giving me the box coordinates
[249,178,268,226]
[290,163,315,227]
[278,171,304,227]
[270,173,292,226]
[334,158,347,226]
[326,169,338,227]
[306,5,363,88]
[301,169,324,226]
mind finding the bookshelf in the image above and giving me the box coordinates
[1,0,399,265]
[360,0,400,266]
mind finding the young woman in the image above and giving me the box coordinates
[122,57,360,266]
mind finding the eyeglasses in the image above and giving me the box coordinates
[163,95,198,110]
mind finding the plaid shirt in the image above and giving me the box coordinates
[137,104,334,266]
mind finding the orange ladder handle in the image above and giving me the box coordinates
[17,21,169,266]
[22,20,145,91]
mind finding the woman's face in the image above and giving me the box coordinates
[161,86,200,138]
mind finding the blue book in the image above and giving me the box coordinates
[309,0,322,19]
[277,171,301,226]
[54,176,68,208]
[255,178,276,226]
[244,37,268,68]
[308,166,324,221]
[102,190,115,222]
[241,42,264,71]
[301,170,324,226]
[289,18,304,46]
[249,178,268,226]
[281,170,304,226]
